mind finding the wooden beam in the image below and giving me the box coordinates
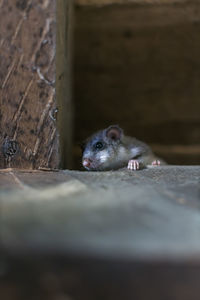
[75,0,190,5]
[56,0,73,169]
[0,166,200,299]
[0,0,59,169]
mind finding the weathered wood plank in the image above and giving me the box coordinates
[56,0,73,169]
[76,0,190,5]
[0,166,200,299]
[0,169,22,189]
[14,169,76,188]
[1,166,200,256]
[0,0,59,169]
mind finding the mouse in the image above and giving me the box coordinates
[81,125,166,171]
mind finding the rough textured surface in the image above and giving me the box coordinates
[1,166,200,258]
[0,166,200,299]
[75,0,190,6]
[56,0,73,169]
[74,1,200,166]
[0,0,59,169]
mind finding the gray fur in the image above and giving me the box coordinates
[82,125,164,171]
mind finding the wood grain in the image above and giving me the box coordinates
[75,0,190,5]
[56,0,73,169]
[0,166,200,299]
[0,0,59,169]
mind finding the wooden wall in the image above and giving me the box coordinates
[73,0,200,167]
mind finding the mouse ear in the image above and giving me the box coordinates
[105,125,123,141]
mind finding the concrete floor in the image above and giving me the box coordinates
[0,166,200,299]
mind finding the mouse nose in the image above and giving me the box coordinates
[83,158,92,168]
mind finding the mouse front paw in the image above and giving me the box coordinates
[127,159,140,171]
[151,160,161,166]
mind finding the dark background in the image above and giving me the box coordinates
[73,1,200,169]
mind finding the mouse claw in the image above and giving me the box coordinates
[127,159,140,171]
[151,160,161,166]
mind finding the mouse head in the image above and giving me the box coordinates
[82,125,124,171]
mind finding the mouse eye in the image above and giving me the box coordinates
[94,141,104,150]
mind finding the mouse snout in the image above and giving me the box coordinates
[83,158,92,168]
